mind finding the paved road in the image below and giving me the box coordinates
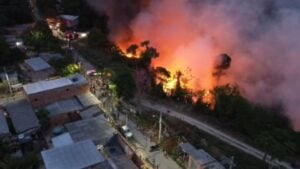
[118,114,182,169]
[140,99,293,169]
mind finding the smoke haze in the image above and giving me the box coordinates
[86,0,300,130]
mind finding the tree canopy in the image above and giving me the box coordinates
[23,22,61,52]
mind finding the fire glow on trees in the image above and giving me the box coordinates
[87,0,300,130]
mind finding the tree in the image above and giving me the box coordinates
[126,44,139,57]
[36,109,50,129]
[110,64,136,100]
[23,22,61,52]
[140,46,159,67]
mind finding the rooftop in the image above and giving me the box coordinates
[180,143,225,169]
[80,106,102,119]
[65,115,115,146]
[60,15,79,21]
[46,97,83,117]
[41,140,104,169]
[23,74,87,95]
[5,99,39,133]
[76,92,101,107]
[0,111,10,135]
[25,57,51,71]
[51,132,74,148]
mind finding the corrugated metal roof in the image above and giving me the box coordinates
[66,116,114,146]
[25,57,51,71]
[180,143,225,169]
[5,99,39,133]
[52,133,74,148]
[0,111,9,135]
[41,140,104,169]
[46,97,83,117]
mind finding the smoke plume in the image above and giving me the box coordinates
[87,0,300,130]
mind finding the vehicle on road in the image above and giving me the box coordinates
[121,125,133,138]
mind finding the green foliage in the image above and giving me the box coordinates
[62,64,80,76]
[23,22,61,52]
[48,55,75,76]
[0,0,33,27]
[109,64,136,100]
[87,28,110,48]
[36,109,50,129]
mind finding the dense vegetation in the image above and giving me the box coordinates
[22,22,61,52]
[193,85,300,160]
[0,0,33,27]
[107,64,136,100]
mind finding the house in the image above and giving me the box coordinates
[23,74,89,108]
[65,115,115,147]
[4,99,40,135]
[180,143,225,169]
[24,57,55,81]
[41,139,105,169]
[59,15,78,29]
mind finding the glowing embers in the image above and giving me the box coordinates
[202,90,216,110]
[162,76,177,95]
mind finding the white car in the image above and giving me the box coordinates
[121,125,133,138]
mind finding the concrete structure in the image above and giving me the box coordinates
[24,57,55,81]
[5,99,40,134]
[23,74,88,108]
[41,139,105,169]
[180,143,225,169]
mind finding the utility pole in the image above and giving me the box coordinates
[3,67,12,95]
[158,111,162,143]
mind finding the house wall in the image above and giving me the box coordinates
[25,83,89,108]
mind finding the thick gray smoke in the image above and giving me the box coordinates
[86,0,300,130]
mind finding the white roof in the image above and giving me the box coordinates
[52,133,74,148]
[23,74,87,95]
[41,140,105,169]
[0,111,9,135]
[60,15,79,21]
[25,57,51,71]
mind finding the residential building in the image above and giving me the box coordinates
[180,143,225,169]
[23,74,89,108]
[24,57,55,81]
[41,139,105,169]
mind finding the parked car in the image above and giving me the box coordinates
[149,144,160,152]
[121,125,133,138]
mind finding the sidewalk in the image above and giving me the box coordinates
[119,114,182,169]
